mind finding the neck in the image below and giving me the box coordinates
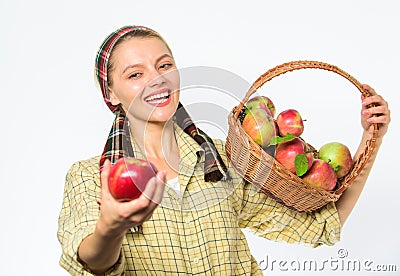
[129,117,177,159]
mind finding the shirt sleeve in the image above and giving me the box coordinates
[57,158,126,275]
[236,181,341,247]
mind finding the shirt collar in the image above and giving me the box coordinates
[174,123,203,166]
[128,123,203,166]
[175,123,228,180]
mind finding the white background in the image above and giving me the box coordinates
[1,0,399,275]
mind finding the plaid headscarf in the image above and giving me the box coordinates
[95,25,228,182]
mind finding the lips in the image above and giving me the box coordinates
[144,88,172,107]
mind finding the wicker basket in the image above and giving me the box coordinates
[226,60,378,212]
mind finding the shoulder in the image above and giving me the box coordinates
[63,156,102,196]
[66,156,101,179]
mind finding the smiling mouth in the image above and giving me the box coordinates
[144,90,171,106]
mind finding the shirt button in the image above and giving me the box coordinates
[193,258,199,264]
[185,217,191,223]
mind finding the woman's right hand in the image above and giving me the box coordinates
[77,159,166,273]
[97,159,166,236]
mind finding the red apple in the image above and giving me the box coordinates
[245,96,276,117]
[108,157,158,201]
[302,159,337,191]
[318,142,353,178]
[275,137,314,174]
[242,108,276,147]
[276,109,304,137]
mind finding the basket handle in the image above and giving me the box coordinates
[236,60,372,116]
[235,60,378,195]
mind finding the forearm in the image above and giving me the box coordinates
[77,220,126,274]
[335,131,382,225]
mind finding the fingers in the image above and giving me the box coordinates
[362,95,389,119]
[362,84,377,96]
[117,170,166,227]
[362,95,386,110]
[361,84,388,112]
[362,103,385,117]
[360,84,391,137]
[362,102,390,124]
[125,170,166,212]
[138,170,167,205]
[366,113,390,125]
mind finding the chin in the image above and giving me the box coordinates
[150,108,176,123]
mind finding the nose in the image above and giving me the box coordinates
[147,68,167,88]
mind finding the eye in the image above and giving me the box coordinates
[129,72,142,79]
[159,63,174,70]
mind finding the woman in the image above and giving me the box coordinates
[57,25,390,275]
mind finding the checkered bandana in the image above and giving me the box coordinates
[95,25,228,182]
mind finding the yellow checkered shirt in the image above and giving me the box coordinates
[57,126,341,275]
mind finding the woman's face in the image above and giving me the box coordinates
[108,37,180,124]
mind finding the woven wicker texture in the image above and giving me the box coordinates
[226,60,378,212]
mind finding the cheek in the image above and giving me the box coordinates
[166,70,180,91]
[118,82,145,106]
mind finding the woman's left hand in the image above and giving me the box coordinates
[361,84,390,138]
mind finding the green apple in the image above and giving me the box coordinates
[318,142,353,178]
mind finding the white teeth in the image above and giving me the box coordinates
[145,91,169,102]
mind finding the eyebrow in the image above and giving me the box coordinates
[122,53,173,74]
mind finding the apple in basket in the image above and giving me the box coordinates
[276,109,304,137]
[318,142,353,178]
[242,108,276,147]
[301,159,337,191]
[275,137,314,175]
[246,96,276,117]
[108,157,158,201]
